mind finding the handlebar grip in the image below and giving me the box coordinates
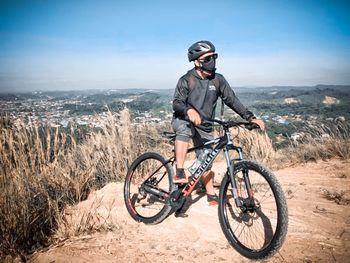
[245,123,260,130]
[202,120,214,127]
[226,120,238,127]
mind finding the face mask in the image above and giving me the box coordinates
[201,57,216,74]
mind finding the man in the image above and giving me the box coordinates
[172,40,265,206]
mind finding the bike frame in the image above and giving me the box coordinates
[163,125,254,210]
[126,119,288,259]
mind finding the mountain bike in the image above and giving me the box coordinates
[123,119,288,260]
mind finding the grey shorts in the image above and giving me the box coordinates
[172,118,214,162]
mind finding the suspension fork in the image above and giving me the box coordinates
[230,145,254,199]
[242,168,254,198]
[234,146,254,199]
[223,147,241,208]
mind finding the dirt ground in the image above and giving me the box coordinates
[30,159,350,263]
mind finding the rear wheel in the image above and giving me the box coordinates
[218,161,288,259]
[124,152,174,224]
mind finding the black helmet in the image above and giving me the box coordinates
[187,40,215,62]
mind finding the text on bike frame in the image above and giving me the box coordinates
[182,148,220,196]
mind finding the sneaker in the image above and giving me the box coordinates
[174,211,189,218]
[173,168,188,184]
[207,194,219,206]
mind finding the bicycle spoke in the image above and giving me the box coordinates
[222,166,280,252]
[124,153,173,223]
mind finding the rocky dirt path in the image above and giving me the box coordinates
[30,159,350,263]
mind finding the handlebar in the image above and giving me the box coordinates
[163,118,260,142]
[202,118,260,131]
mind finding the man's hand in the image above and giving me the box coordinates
[250,118,266,131]
[187,108,201,125]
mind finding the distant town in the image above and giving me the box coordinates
[1,85,349,145]
[0,89,173,129]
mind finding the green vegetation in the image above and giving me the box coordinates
[1,85,349,149]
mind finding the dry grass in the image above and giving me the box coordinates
[0,108,168,260]
[230,128,277,168]
[279,121,350,165]
[0,117,82,259]
[1,109,349,261]
[224,120,350,169]
[56,195,119,239]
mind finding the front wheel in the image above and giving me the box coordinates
[218,161,288,260]
[124,152,174,224]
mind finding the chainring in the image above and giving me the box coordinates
[169,188,186,210]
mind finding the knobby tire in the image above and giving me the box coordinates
[218,160,288,260]
[124,152,174,225]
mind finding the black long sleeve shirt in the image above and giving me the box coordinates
[173,68,254,127]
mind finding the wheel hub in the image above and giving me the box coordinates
[241,198,260,213]
[137,186,147,200]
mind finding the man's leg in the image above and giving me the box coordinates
[172,118,193,184]
[173,140,189,183]
[202,170,218,205]
[193,128,218,206]
[175,140,189,169]
[201,170,215,195]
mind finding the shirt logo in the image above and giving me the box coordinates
[209,85,216,91]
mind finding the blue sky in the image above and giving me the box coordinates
[0,0,349,91]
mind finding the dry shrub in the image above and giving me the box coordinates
[321,188,350,205]
[0,118,99,260]
[0,108,170,260]
[280,121,350,165]
[80,109,170,185]
[57,195,119,238]
[230,127,277,168]
[224,120,350,169]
